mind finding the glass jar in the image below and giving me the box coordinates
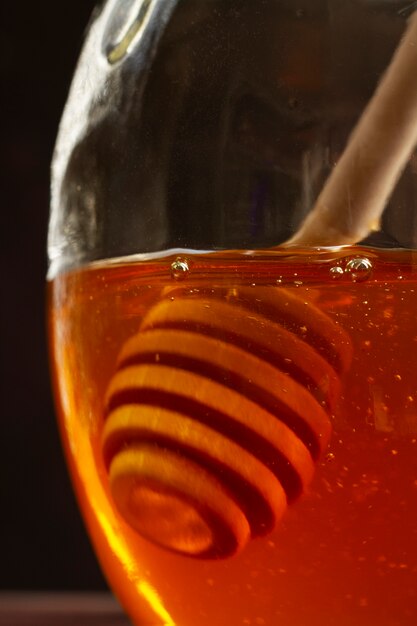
[48,2,417,624]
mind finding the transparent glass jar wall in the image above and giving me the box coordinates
[48,2,417,626]
[49,0,417,273]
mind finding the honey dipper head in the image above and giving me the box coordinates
[109,443,251,558]
[103,285,351,559]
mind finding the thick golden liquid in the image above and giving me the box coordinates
[49,248,417,626]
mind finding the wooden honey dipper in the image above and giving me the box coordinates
[288,11,417,246]
[102,286,352,559]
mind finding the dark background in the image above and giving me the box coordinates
[1,1,107,590]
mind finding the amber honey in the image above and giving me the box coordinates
[48,247,417,626]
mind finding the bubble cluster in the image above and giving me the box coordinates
[329,257,374,282]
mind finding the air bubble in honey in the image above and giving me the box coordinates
[345,257,373,282]
[171,258,190,281]
[330,266,344,279]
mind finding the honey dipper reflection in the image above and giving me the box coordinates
[102,287,352,559]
